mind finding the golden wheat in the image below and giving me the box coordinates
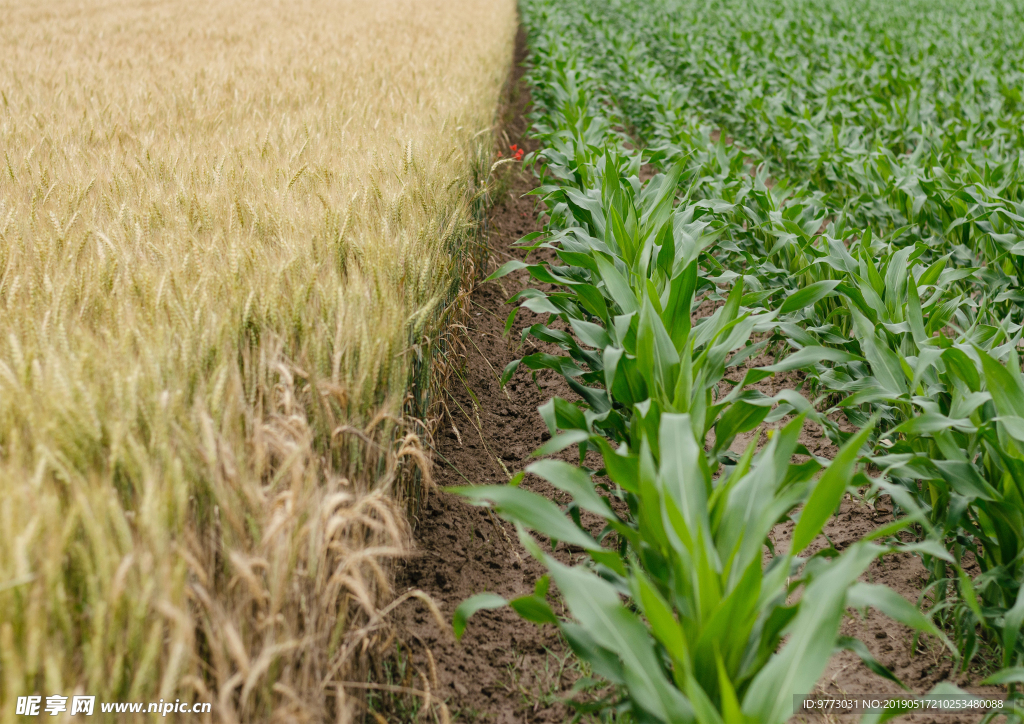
[0,0,515,720]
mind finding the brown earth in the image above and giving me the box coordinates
[385,26,1009,724]
[388,29,585,724]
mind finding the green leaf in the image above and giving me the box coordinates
[933,460,1000,501]
[897,540,954,562]
[778,280,841,314]
[452,485,602,552]
[714,399,771,452]
[835,637,908,689]
[504,307,519,337]
[561,623,626,685]
[942,348,981,392]
[980,667,1024,685]
[906,274,928,345]
[743,543,879,723]
[791,421,874,554]
[891,412,971,436]
[632,568,690,674]
[979,347,1024,418]
[546,558,696,722]
[958,567,986,629]
[847,583,954,653]
[995,416,1024,444]
[499,359,521,387]
[595,254,640,315]
[917,254,949,287]
[852,311,908,396]
[638,295,681,396]
[453,593,507,641]
[485,259,529,281]
[526,459,614,520]
[594,437,641,494]
[658,413,711,532]
[759,346,861,373]
[509,594,559,626]
[665,261,698,353]
[716,651,744,724]
[569,317,611,349]
[883,246,913,310]
[1003,582,1024,668]
[532,430,590,456]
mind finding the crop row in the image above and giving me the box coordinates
[456,0,1024,722]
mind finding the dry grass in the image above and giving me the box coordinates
[0,0,515,720]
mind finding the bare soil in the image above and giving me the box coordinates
[391,29,584,724]
[389,26,1008,724]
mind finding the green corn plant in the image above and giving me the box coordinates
[780,238,1024,668]
[537,0,1024,308]
[490,60,840,470]
[454,24,967,722]
[761,229,994,434]
[511,0,1024,700]
[452,414,948,724]
[490,211,785,469]
[864,345,1024,671]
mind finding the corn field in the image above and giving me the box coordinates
[456,0,1024,722]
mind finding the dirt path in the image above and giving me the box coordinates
[389,26,1005,724]
[390,30,584,724]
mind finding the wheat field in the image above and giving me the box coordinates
[0,0,516,720]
